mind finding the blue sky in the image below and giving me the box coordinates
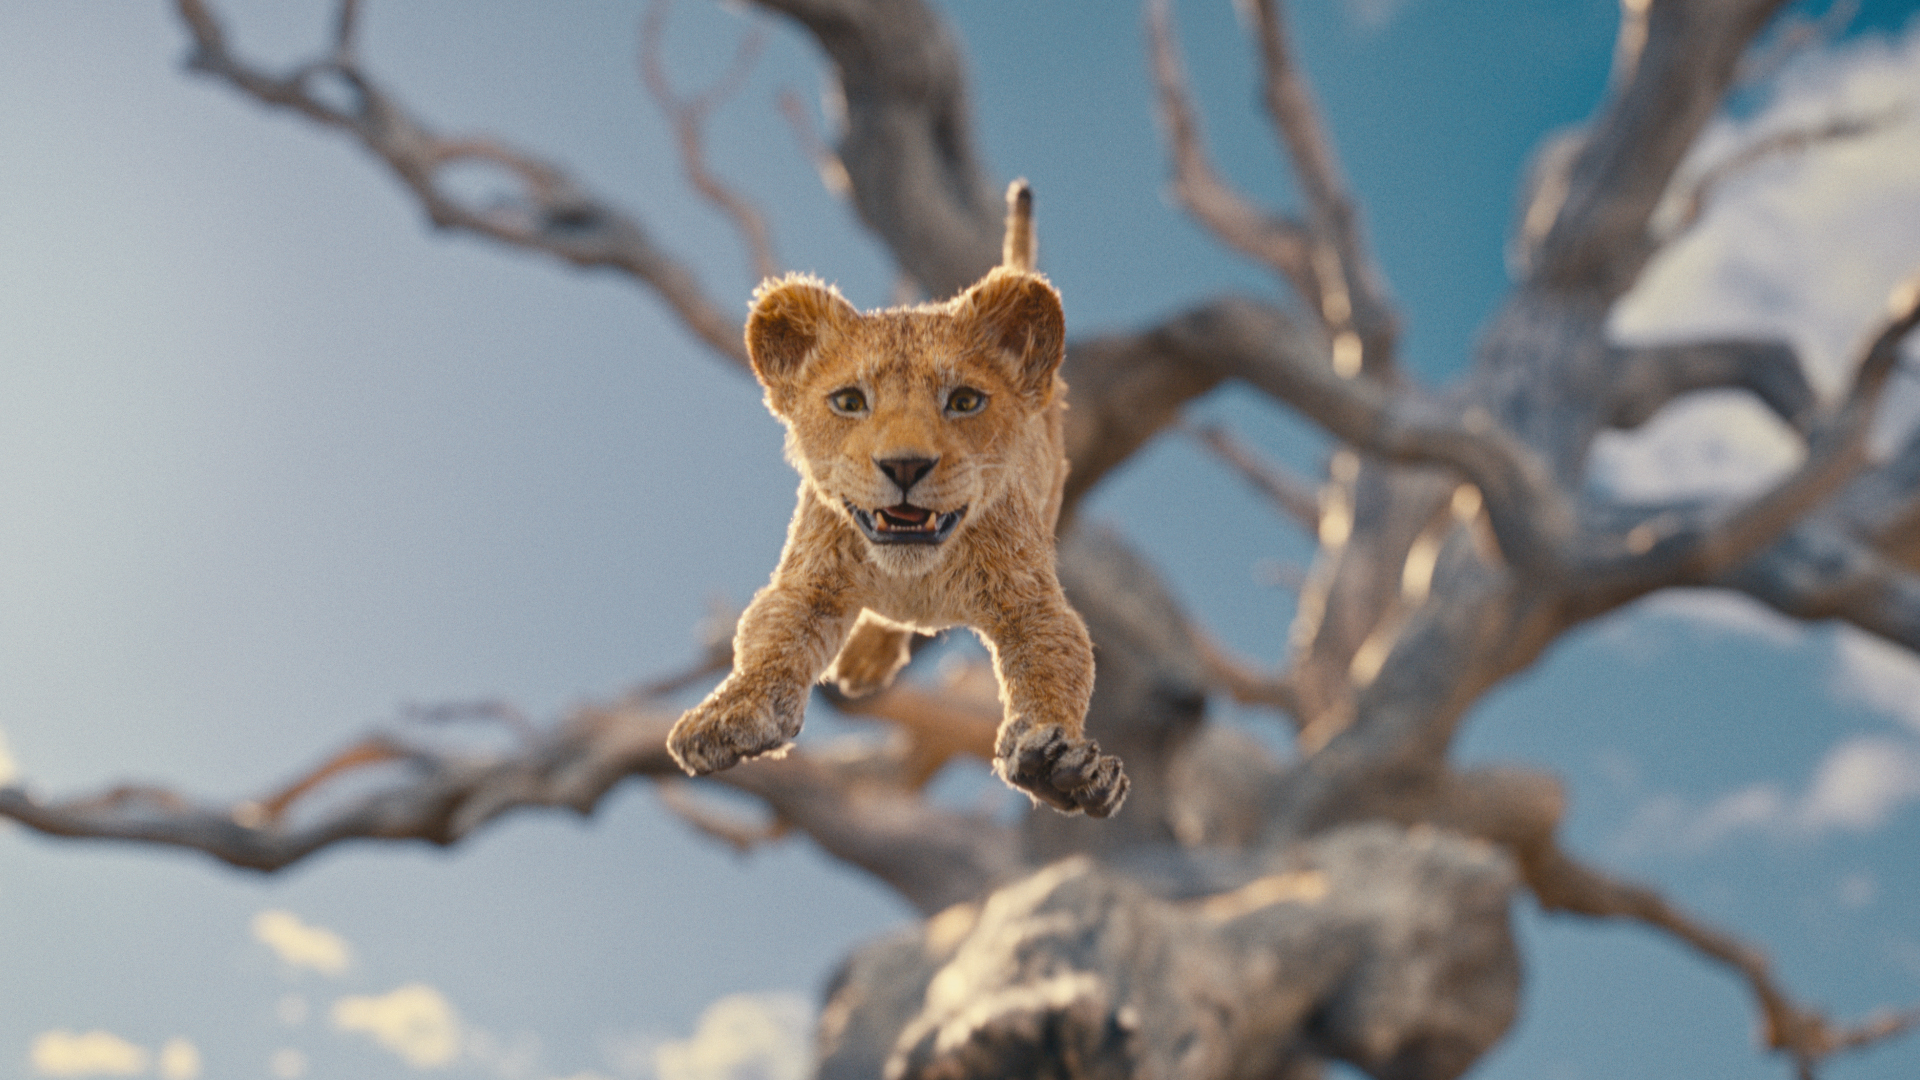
[2,2,1918,1078]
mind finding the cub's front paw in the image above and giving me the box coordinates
[667,682,805,776]
[992,724,1129,818]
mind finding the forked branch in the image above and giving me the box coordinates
[1247,0,1399,374]
[175,0,751,368]
[1146,0,1318,299]
[0,675,1018,913]
[1146,0,1399,376]
[640,0,781,283]
[1530,0,1795,297]
[1583,276,1920,591]
[1525,841,1920,1080]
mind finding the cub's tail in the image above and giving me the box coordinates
[1002,178,1036,273]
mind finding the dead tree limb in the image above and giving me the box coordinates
[748,0,1002,297]
[640,0,782,283]
[175,0,752,367]
[1530,0,1796,298]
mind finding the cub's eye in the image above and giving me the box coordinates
[827,388,868,416]
[945,387,988,416]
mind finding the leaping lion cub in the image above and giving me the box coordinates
[667,182,1127,817]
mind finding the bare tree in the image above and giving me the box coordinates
[4,1,1919,1078]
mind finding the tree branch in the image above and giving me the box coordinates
[1606,337,1814,432]
[1247,0,1400,375]
[1531,0,1795,298]
[1194,631,1298,716]
[0,700,678,871]
[174,0,752,368]
[1144,0,1400,378]
[1661,110,1893,241]
[640,0,781,284]
[1721,510,1920,654]
[1580,277,1920,591]
[1065,295,1574,571]
[1145,0,1318,302]
[1189,423,1321,532]
[1525,840,1920,1079]
[0,680,1020,912]
[748,0,1001,297]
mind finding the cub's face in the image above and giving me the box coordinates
[746,269,1066,574]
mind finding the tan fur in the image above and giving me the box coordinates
[666,241,1127,816]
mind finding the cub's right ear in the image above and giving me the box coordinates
[746,274,856,398]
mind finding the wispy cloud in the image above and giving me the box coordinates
[331,983,463,1070]
[1616,734,1920,852]
[653,993,810,1080]
[251,910,352,977]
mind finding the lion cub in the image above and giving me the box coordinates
[666,185,1127,817]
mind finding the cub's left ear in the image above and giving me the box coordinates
[958,268,1065,400]
[746,273,857,401]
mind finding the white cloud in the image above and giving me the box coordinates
[1590,391,1803,501]
[1587,23,1920,854]
[653,993,811,1080]
[1617,734,1920,852]
[1836,870,1878,909]
[1799,734,1920,831]
[0,725,18,786]
[30,1031,149,1078]
[332,983,463,1070]
[1832,626,1920,733]
[156,1039,200,1080]
[251,910,352,977]
[1600,20,1920,501]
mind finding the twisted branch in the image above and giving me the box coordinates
[748,0,1002,296]
[1526,841,1920,1079]
[1581,277,1920,593]
[176,0,751,368]
[1531,0,1795,297]
[1247,0,1399,375]
[640,0,781,283]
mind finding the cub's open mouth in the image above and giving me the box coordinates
[845,500,966,546]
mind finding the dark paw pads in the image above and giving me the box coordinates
[993,725,1129,818]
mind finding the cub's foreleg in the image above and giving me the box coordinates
[978,583,1126,817]
[825,610,916,698]
[668,531,856,775]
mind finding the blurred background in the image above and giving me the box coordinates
[1,1,1918,1077]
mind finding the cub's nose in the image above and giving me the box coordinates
[874,456,937,496]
